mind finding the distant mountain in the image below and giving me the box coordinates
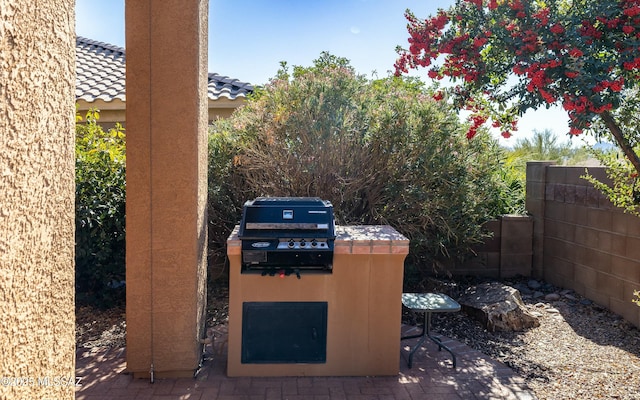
[592,142,616,151]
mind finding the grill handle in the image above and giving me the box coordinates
[245,222,329,230]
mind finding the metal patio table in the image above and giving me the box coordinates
[401,293,461,368]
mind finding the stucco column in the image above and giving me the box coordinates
[125,0,209,378]
[0,1,76,399]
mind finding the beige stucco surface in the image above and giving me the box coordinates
[0,1,76,399]
[125,0,209,378]
[226,226,409,377]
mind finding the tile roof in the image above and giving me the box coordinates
[76,36,253,104]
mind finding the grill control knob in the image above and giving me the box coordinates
[311,240,318,247]
[300,239,306,247]
[288,240,295,248]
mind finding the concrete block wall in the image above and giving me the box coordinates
[526,162,556,278]
[453,219,502,277]
[527,163,640,328]
[453,216,533,279]
[500,214,534,278]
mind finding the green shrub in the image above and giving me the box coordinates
[208,53,508,276]
[583,146,640,215]
[75,110,126,307]
[578,88,640,215]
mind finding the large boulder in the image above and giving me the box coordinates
[458,282,540,332]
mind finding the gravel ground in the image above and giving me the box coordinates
[76,278,640,400]
[424,277,640,400]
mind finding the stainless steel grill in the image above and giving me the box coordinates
[237,197,335,277]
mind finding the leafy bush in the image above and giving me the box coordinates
[208,53,509,275]
[75,110,126,307]
[495,151,527,215]
[583,89,640,216]
[499,129,593,215]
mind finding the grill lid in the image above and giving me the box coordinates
[238,197,335,239]
[237,197,336,273]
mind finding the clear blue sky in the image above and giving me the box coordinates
[75,0,575,146]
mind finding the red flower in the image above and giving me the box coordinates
[623,25,635,34]
[610,78,624,92]
[593,82,607,93]
[569,127,583,135]
[565,71,579,78]
[591,103,613,113]
[623,6,640,17]
[550,24,564,34]
[580,20,603,39]
[533,8,550,26]
[432,91,444,101]
[568,48,584,57]
[562,99,575,112]
[428,69,439,79]
[473,37,488,48]
[501,131,512,139]
[623,58,640,70]
[509,0,524,11]
[604,17,621,29]
[539,89,556,104]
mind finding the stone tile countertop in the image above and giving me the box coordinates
[227,225,409,255]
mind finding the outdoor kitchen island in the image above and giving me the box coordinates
[226,224,410,377]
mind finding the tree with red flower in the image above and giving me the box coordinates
[395,0,640,178]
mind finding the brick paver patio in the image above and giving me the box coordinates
[75,325,536,399]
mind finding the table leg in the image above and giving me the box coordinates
[401,313,427,369]
[401,311,457,369]
[425,312,457,368]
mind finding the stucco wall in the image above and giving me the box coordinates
[0,1,76,399]
[125,0,209,378]
[527,163,640,328]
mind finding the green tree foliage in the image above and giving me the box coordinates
[395,0,640,209]
[583,146,640,215]
[583,89,640,215]
[209,53,511,275]
[511,129,586,164]
[75,110,126,307]
[494,153,527,215]
[500,129,591,214]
